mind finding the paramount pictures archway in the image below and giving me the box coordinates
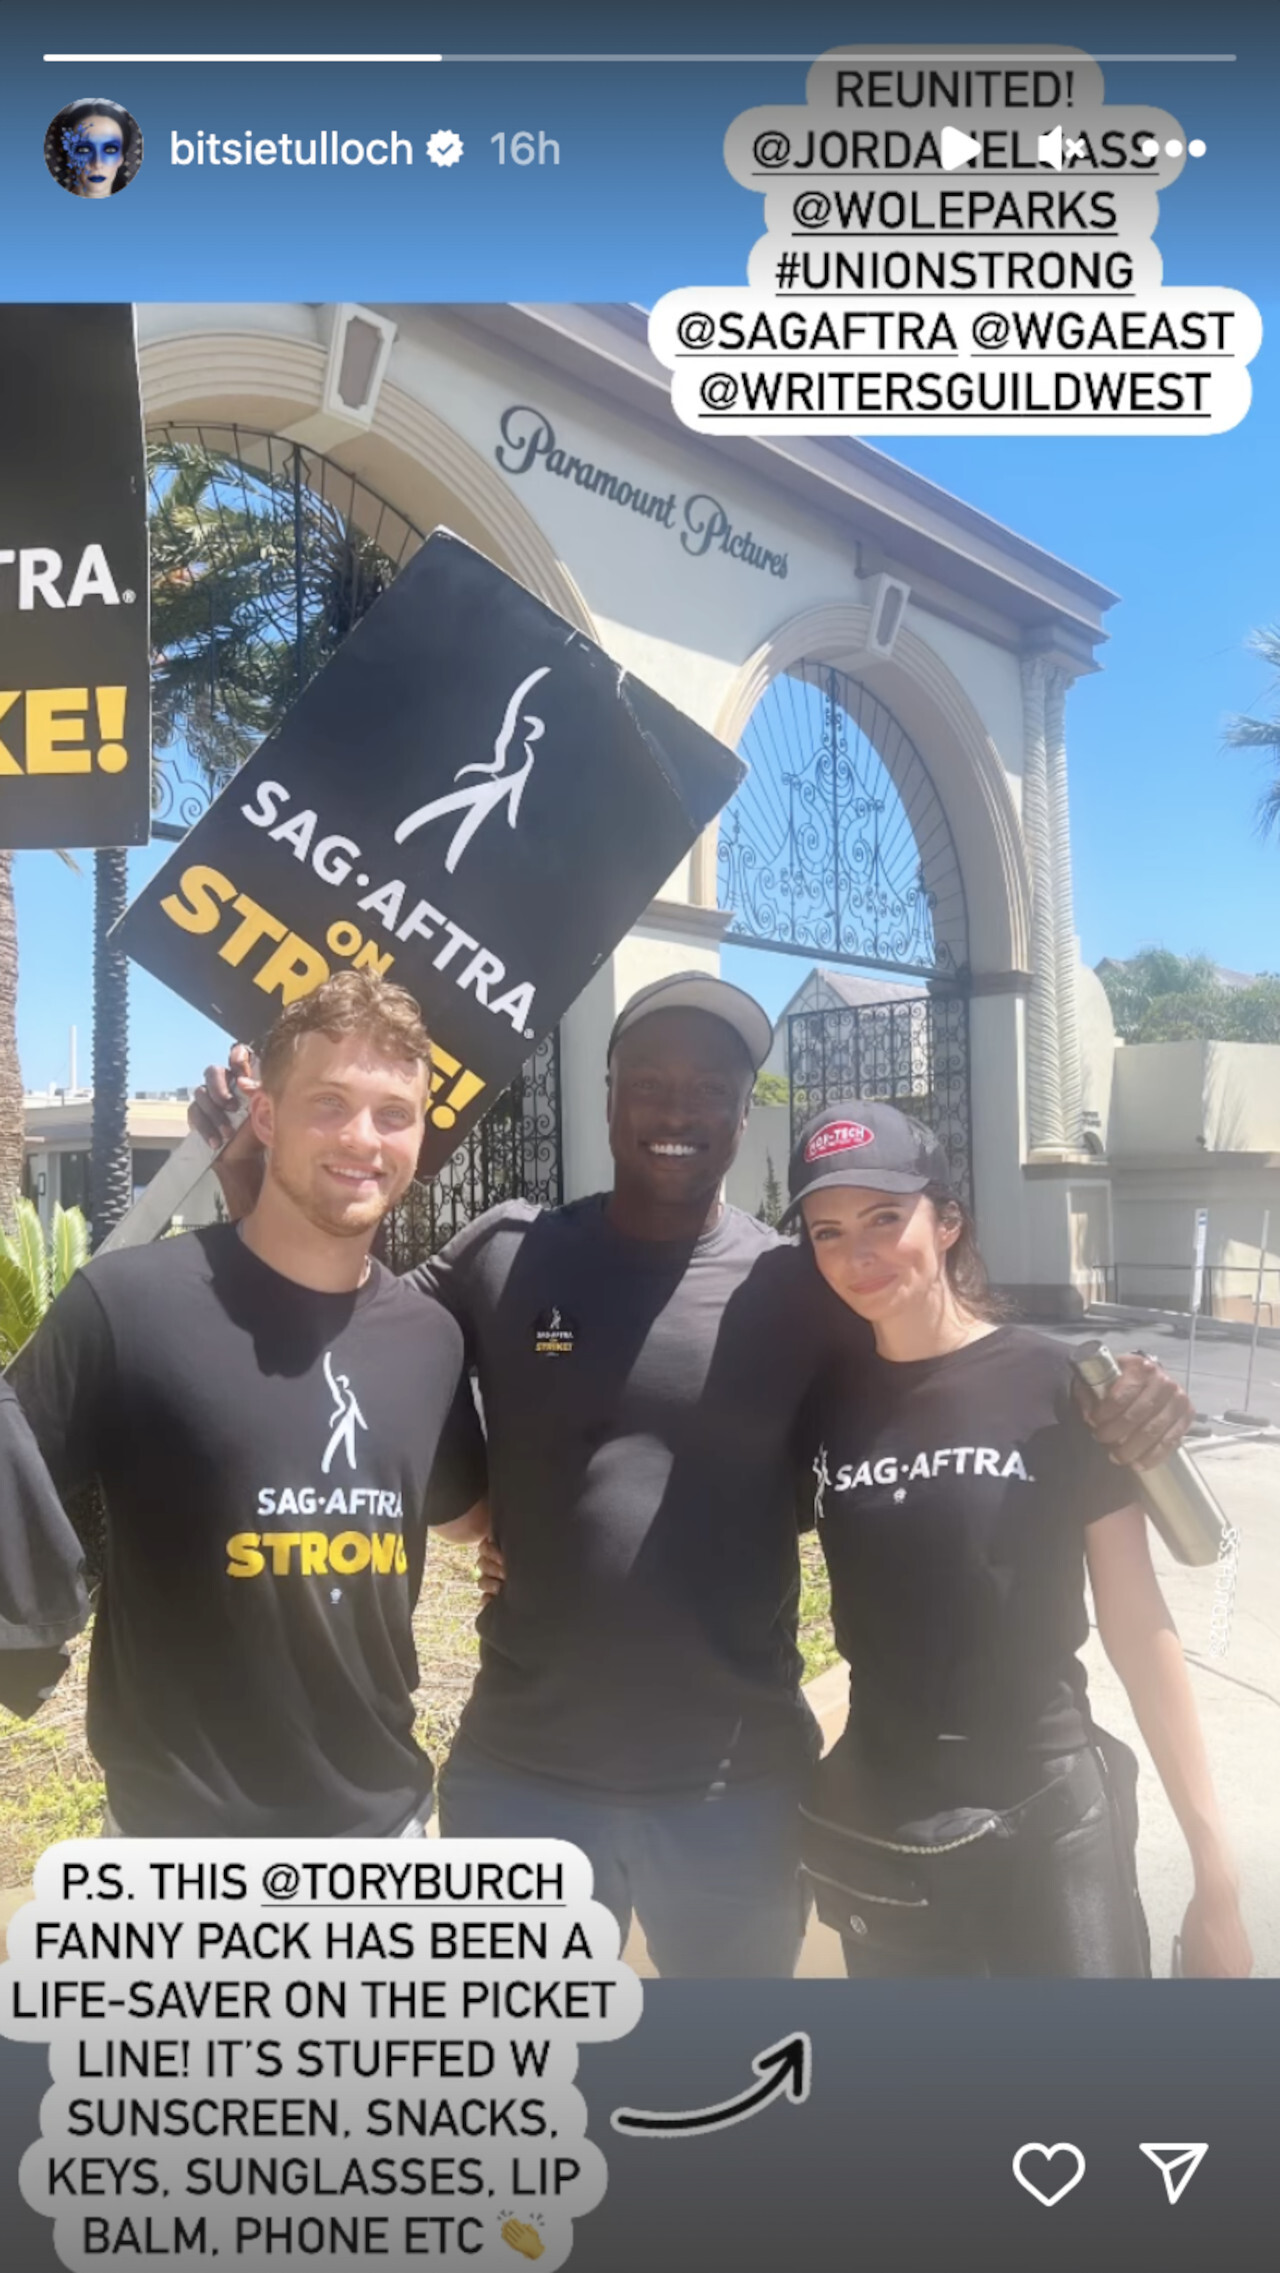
[144,423,563,1261]
[137,309,1091,1305]
[720,658,974,1206]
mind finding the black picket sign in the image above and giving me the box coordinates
[0,305,151,848]
[115,530,745,1169]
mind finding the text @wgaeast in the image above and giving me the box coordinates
[1,1841,643,2270]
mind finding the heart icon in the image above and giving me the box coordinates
[1012,2142,1086,2206]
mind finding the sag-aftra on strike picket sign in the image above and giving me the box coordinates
[115,530,745,1170]
[0,306,151,849]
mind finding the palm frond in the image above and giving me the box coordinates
[1222,715,1280,752]
[1222,623,1280,837]
[0,1251,47,1365]
[0,1197,49,1311]
[1243,622,1280,677]
[49,1204,90,1297]
[146,432,404,791]
[1258,779,1280,841]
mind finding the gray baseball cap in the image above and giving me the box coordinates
[607,971,773,1073]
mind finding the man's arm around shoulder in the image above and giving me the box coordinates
[407,1199,538,1335]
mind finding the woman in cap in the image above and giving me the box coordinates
[788,1099,1250,1979]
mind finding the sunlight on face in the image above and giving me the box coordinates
[607,1007,753,1208]
[253,1032,428,1239]
[800,1183,958,1324]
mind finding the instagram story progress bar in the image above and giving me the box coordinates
[43,51,1239,64]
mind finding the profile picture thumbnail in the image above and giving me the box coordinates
[45,98,143,198]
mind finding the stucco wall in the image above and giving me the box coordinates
[902,607,1027,810]
[1111,1041,1280,1160]
[1204,1044,1280,1154]
[724,1102,790,1221]
[1111,1042,1210,1158]
[385,307,867,742]
[1110,1165,1280,1315]
[1077,963,1117,1151]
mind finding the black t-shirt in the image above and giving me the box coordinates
[808,1324,1137,1763]
[9,1226,479,1836]
[0,1377,90,1719]
[413,1197,868,1795]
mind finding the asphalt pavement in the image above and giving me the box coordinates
[793,1434,1280,1980]
[1037,1314,1280,1433]
[1082,1437,1280,1979]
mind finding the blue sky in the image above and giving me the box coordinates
[7,3,1277,1079]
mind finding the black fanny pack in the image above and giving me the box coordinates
[799,1743,1111,1959]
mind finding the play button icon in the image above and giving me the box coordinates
[940,126,983,171]
[1139,2143,1209,2205]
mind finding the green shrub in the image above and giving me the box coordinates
[0,1200,89,1365]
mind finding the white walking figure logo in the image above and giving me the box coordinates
[322,1350,368,1475]
[393,664,552,873]
[812,1444,830,1525]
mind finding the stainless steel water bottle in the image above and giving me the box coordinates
[1071,1340,1229,1567]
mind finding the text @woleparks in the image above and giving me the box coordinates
[1,1841,642,2270]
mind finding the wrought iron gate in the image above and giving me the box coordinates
[376,1030,563,1269]
[722,660,973,1207]
[148,425,562,1263]
[787,995,972,1208]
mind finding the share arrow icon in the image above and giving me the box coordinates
[1139,2143,1209,2204]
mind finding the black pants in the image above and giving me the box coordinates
[811,1733,1152,1980]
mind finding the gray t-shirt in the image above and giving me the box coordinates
[413,1197,869,1795]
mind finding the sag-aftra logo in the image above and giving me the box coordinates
[223,1353,408,1580]
[0,544,133,609]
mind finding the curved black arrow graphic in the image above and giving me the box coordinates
[611,2032,811,2138]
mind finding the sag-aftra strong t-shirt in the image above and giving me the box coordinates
[9,1226,478,1836]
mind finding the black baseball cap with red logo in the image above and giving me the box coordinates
[779,1098,953,1229]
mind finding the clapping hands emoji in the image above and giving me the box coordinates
[501,2219,545,2260]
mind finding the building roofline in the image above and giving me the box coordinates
[434,301,1119,654]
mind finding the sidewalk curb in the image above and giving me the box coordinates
[1086,1302,1280,1350]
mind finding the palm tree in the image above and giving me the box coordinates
[148,435,403,783]
[1095,948,1218,1041]
[85,434,410,1244]
[0,840,91,1229]
[0,852,24,1227]
[90,848,132,1245]
[1224,623,1280,835]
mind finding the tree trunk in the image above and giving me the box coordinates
[91,848,132,1247]
[0,851,25,1230]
